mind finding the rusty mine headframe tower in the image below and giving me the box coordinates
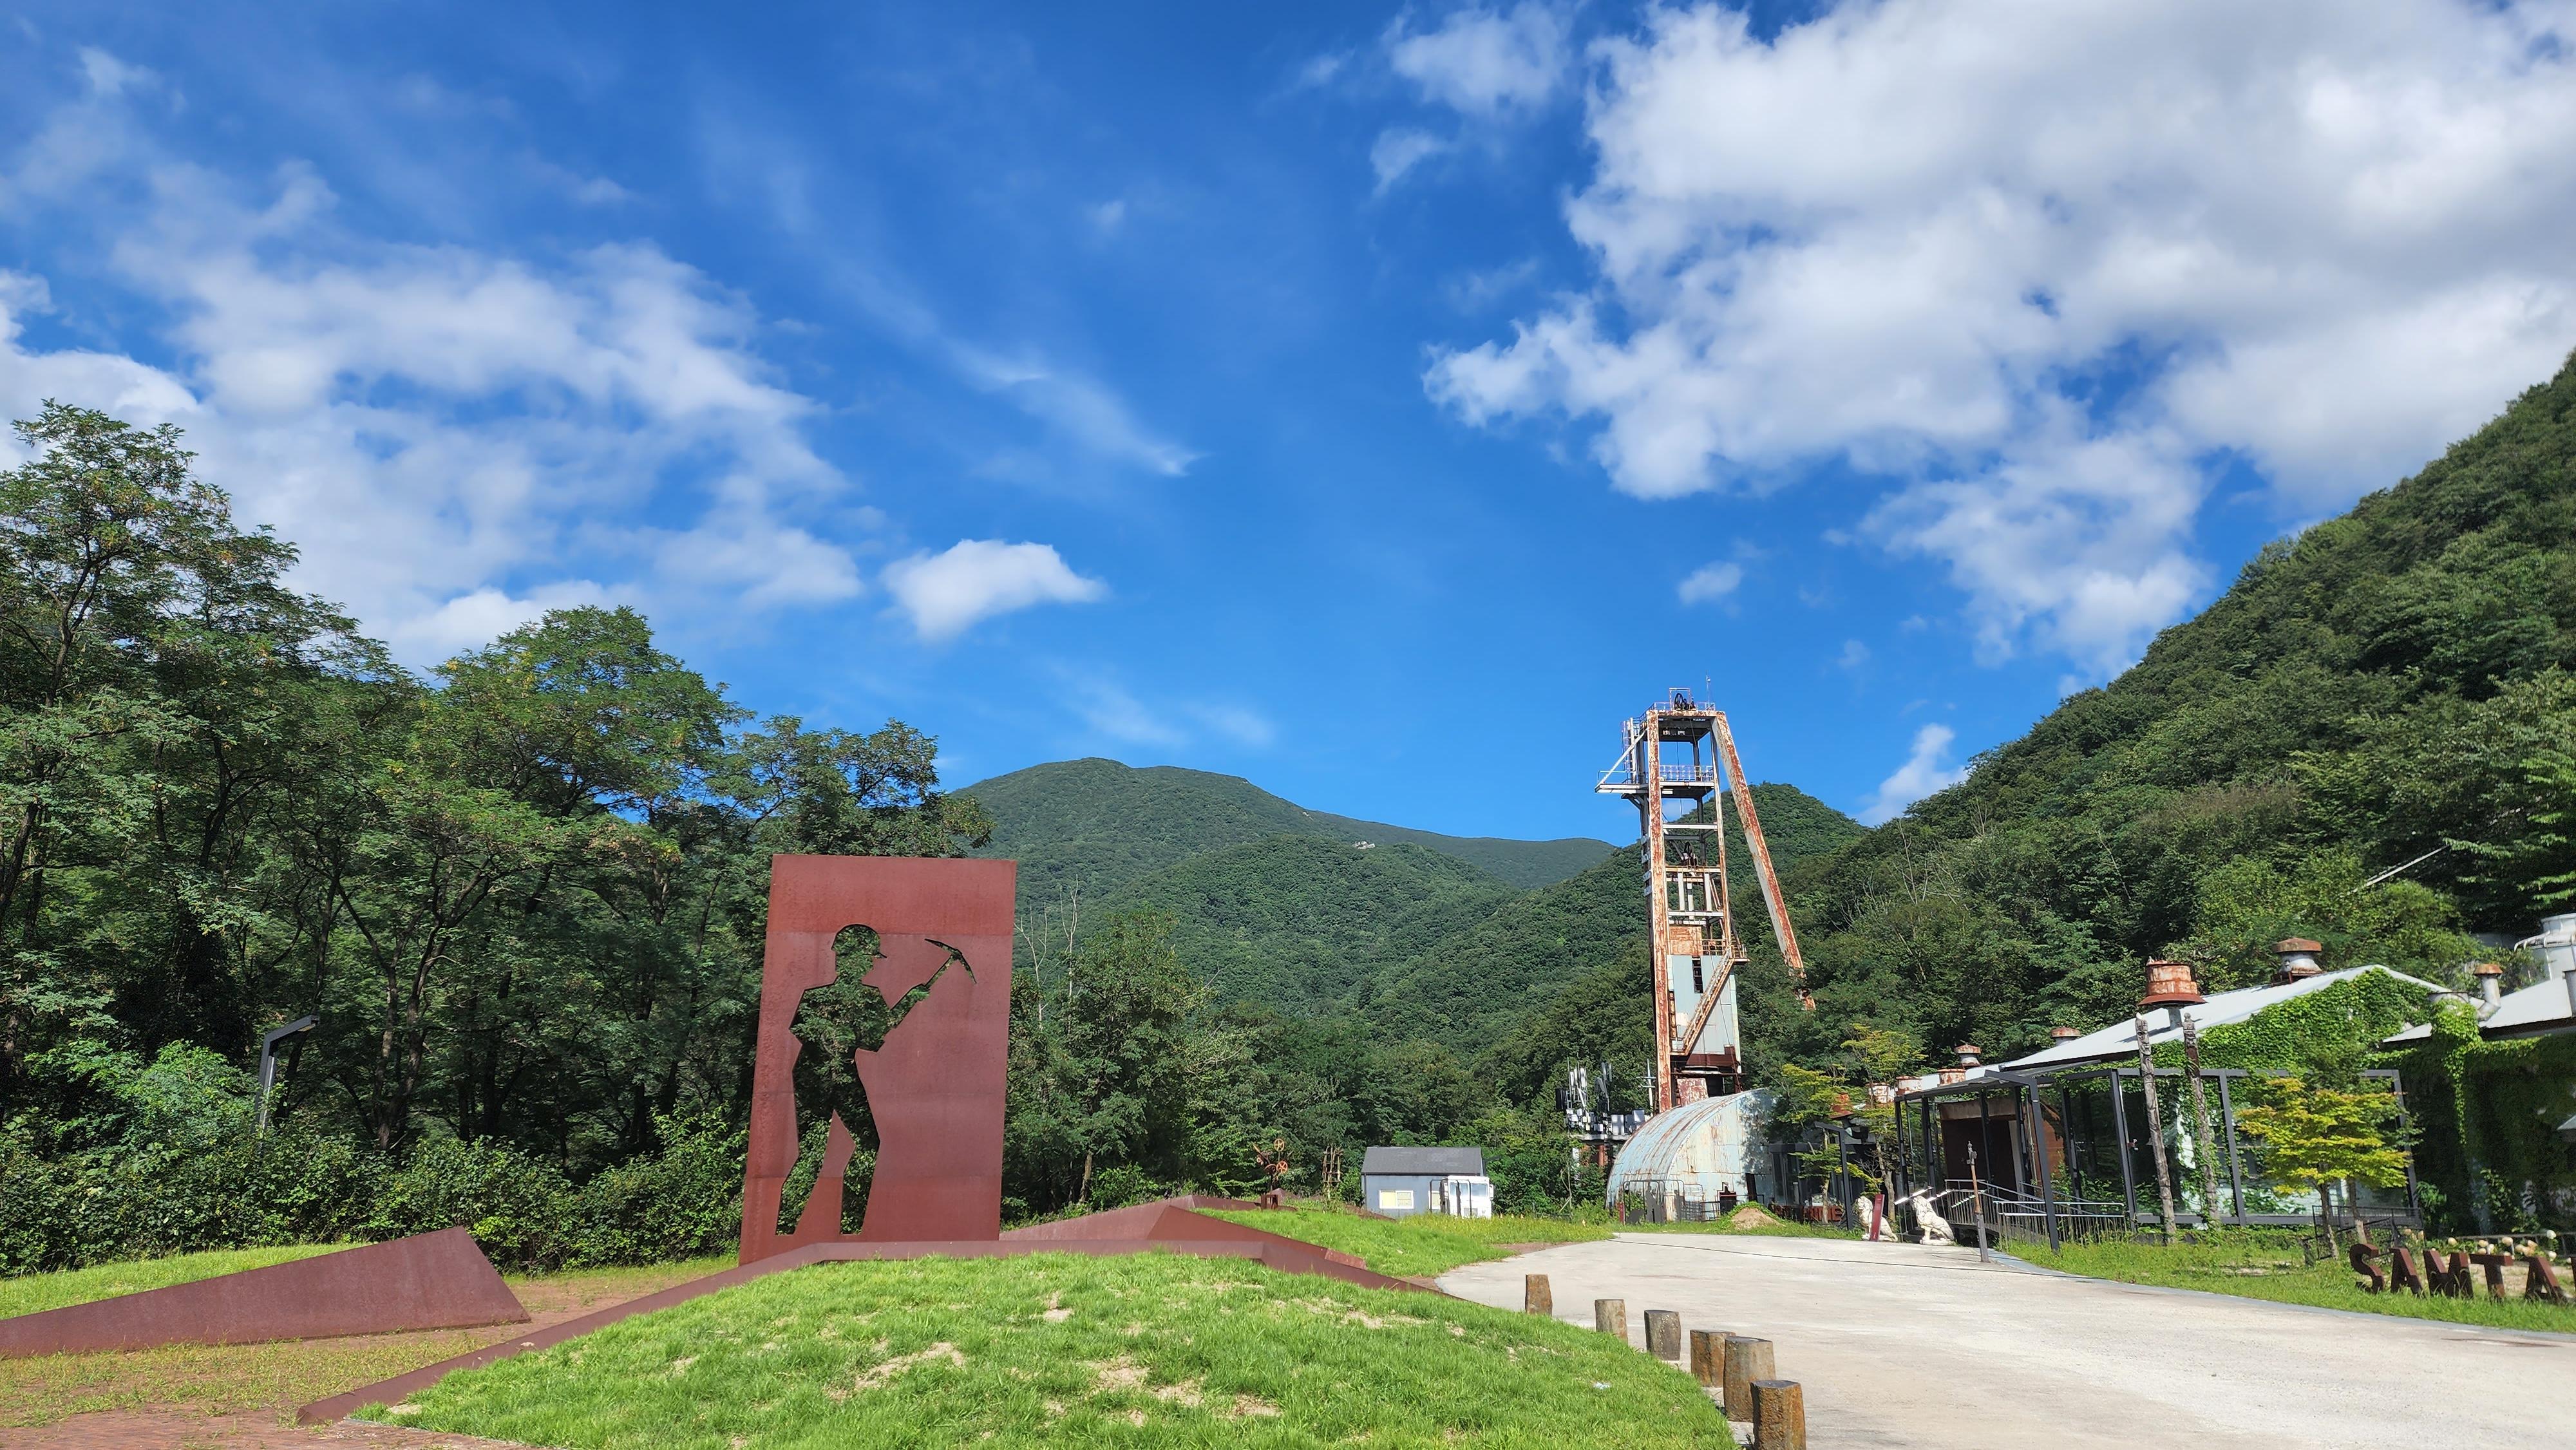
[1596,689,1810,1113]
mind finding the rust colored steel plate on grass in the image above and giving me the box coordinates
[739,855,1017,1265]
[0,1227,526,1359]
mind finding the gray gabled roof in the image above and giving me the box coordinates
[1361,1145,1485,1176]
[2383,971,2576,1044]
[1998,966,2445,1071]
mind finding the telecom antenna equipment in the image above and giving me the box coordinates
[1595,689,1811,1113]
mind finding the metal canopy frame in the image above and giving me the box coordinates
[1889,1059,2418,1239]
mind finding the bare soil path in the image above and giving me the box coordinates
[1439,1232,2576,1449]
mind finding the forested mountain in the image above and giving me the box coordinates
[1091,837,1520,1015]
[1765,352,2576,1082]
[962,757,1613,897]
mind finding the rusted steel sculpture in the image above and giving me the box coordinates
[0,1228,524,1359]
[738,854,1017,1263]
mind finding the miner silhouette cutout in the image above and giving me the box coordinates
[740,856,1016,1262]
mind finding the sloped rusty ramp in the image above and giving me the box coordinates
[0,1228,527,1359]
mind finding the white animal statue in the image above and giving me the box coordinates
[1906,1190,1956,1246]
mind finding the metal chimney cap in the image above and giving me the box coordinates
[2275,937,2324,954]
[2470,961,2505,977]
[2049,1026,2079,1040]
[1953,1043,1982,1066]
[2141,957,2207,1007]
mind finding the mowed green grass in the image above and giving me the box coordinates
[363,1250,1728,1449]
[0,1244,344,1319]
[1200,1208,1612,1277]
[2019,1233,2576,1334]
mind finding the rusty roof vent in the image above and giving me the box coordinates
[2141,958,2206,1008]
[1954,1043,1982,1068]
[2049,1025,2079,1041]
[2470,961,2505,1010]
[2274,938,2324,983]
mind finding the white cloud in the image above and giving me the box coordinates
[1184,702,1278,749]
[1386,3,1572,118]
[1676,560,1743,603]
[1066,675,1186,748]
[1086,199,1127,236]
[1370,129,1451,192]
[1836,639,1870,670]
[882,540,1106,643]
[0,59,866,663]
[947,343,1200,478]
[1051,672,1275,750]
[1858,724,1971,825]
[1428,0,2576,672]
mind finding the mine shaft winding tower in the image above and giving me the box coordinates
[1596,689,1810,1113]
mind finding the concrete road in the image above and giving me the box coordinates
[1439,1232,2576,1449]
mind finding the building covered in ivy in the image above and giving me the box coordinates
[2379,914,2576,1234]
[1888,945,2446,1247]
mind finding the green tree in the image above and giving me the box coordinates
[2235,1069,2409,1223]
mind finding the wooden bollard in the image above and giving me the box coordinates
[1721,1335,1774,1421]
[1688,1328,1725,1386]
[1524,1274,1551,1315]
[1643,1309,1682,1361]
[1752,1379,1806,1450]
[1593,1298,1627,1341]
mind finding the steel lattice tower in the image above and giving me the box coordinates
[1596,688,1810,1112]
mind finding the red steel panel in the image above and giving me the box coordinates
[739,855,1018,1263]
[0,1228,525,1358]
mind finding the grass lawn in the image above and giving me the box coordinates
[2016,1232,2576,1334]
[0,1256,727,1429]
[1201,1207,1614,1277]
[363,1250,1728,1449]
[0,1244,345,1319]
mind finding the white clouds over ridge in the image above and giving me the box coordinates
[1429,0,2576,673]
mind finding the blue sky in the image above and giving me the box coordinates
[4,1,2573,842]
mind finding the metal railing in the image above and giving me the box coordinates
[1929,1183,2134,1250]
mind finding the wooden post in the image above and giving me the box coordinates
[1689,1328,1725,1386]
[1523,1274,1551,1315]
[1966,1144,1991,1263]
[1644,1309,1681,1360]
[2133,1015,2178,1245]
[1593,1298,1627,1341]
[1752,1379,1806,1450]
[1721,1335,1774,1422]
[2182,1017,2221,1227]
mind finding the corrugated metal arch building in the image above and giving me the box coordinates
[1605,1089,1774,1218]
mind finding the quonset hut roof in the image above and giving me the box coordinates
[1605,1090,1771,1202]
[1360,1146,1486,1176]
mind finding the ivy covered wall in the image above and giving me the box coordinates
[2388,1003,2576,1233]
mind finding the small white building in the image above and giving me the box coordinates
[1359,1146,1493,1219]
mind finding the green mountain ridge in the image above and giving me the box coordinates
[966,756,1864,1074]
[1770,351,2576,1076]
[960,757,1616,898]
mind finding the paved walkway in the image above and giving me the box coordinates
[1439,1232,2576,1449]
